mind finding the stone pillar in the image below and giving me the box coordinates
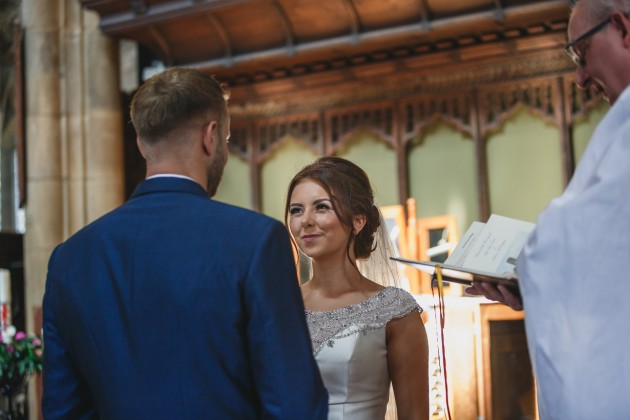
[22,0,64,327]
[82,9,124,223]
[21,0,124,415]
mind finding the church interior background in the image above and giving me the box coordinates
[0,0,608,418]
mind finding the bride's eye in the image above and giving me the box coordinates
[289,206,303,215]
[316,203,331,211]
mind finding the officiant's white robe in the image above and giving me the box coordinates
[518,85,630,420]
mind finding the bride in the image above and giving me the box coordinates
[285,156,429,420]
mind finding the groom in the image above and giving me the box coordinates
[42,68,328,419]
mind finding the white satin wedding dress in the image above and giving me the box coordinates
[305,287,421,419]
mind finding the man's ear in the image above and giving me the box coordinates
[612,12,630,46]
[202,121,219,156]
[353,214,367,235]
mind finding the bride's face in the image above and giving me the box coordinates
[288,180,352,261]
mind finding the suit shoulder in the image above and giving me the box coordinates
[209,200,284,228]
[50,205,123,252]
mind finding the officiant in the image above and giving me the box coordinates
[467,0,630,418]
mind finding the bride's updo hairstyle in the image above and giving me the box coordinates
[285,156,381,262]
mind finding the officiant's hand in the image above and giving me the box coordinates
[465,281,523,311]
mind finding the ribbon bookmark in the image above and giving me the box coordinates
[434,265,452,420]
[435,265,445,327]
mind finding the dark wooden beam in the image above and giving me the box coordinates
[394,102,409,207]
[148,26,172,65]
[556,76,575,186]
[471,89,490,222]
[205,13,232,65]
[340,0,361,44]
[188,1,570,71]
[95,0,255,34]
[269,0,296,56]
[416,0,431,31]
[494,0,505,21]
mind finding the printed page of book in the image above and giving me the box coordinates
[455,214,535,277]
[444,221,485,267]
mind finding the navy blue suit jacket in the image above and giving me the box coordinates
[42,177,328,419]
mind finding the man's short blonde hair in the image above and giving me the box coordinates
[130,68,230,144]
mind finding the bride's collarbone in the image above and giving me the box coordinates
[303,286,385,312]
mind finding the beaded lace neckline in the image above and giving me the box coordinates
[305,286,420,355]
[304,287,389,314]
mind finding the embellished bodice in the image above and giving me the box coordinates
[305,287,421,420]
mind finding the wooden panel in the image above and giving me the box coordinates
[490,320,536,419]
[415,215,460,295]
[381,204,409,259]
[475,303,537,420]
[440,298,482,420]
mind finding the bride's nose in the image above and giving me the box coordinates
[301,211,313,227]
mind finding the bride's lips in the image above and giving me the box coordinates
[301,234,320,244]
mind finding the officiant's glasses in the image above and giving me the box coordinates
[565,17,612,67]
[565,13,630,67]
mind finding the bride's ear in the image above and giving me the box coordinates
[353,214,367,235]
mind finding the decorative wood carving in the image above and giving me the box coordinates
[225,64,606,217]
[401,94,473,146]
[325,102,396,153]
[229,49,574,119]
[227,123,250,161]
[256,113,322,162]
[478,78,557,137]
[566,76,606,123]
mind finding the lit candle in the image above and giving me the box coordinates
[0,269,9,331]
[0,269,9,304]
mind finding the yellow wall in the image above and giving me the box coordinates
[261,138,318,222]
[335,130,398,207]
[215,106,607,238]
[214,151,252,209]
[487,109,563,223]
[408,123,479,238]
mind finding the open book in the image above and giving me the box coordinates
[392,214,535,289]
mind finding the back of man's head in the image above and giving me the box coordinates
[130,68,230,144]
[574,0,630,22]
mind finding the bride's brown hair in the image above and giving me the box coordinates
[285,156,380,263]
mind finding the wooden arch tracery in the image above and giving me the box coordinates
[227,70,606,220]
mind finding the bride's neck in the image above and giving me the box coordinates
[310,259,362,291]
